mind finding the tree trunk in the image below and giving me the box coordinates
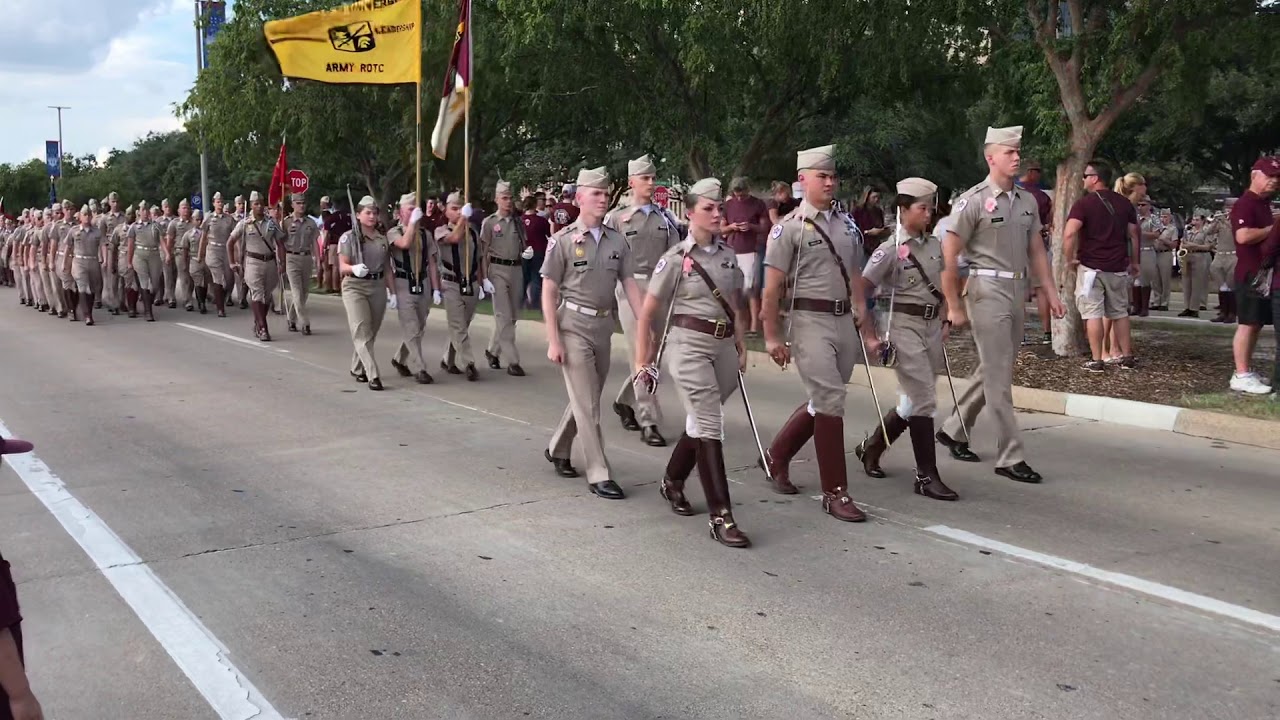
[1049,147,1094,358]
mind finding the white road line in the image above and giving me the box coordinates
[176,322,292,354]
[924,524,1280,634]
[0,418,288,720]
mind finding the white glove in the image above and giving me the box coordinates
[410,207,424,224]
[433,289,443,305]
[476,285,486,301]
[460,203,473,219]
[482,278,495,295]
[521,246,535,260]
[351,263,369,278]
[387,289,397,309]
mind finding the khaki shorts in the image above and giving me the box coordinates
[1075,266,1130,320]
[735,252,757,291]
[324,245,338,265]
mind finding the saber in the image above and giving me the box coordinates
[856,318,891,446]
[782,230,803,369]
[940,337,970,442]
[738,370,774,482]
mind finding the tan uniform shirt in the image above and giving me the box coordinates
[649,238,742,321]
[284,214,319,255]
[479,213,524,261]
[862,232,945,306]
[71,225,105,258]
[540,221,635,309]
[948,180,1042,273]
[605,203,681,277]
[129,221,163,251]
[339,229,390,273]
[763,200,864,300]
[231,216,285,257]
[168,218,194,250]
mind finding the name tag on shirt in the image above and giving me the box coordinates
[573,260,588,268]
[990,217,1006,225]
[807,239,823,246]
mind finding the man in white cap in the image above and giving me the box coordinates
[157,198,177,307]
[388,192,442,384]
[541,166,646,499]
[228,191,287,340]
[97,192,126,311]
[481,179,531,376]
[127,201,166,321]
[200,192,238,317]
[760,144,879,522]
[436,191,488,381]
[166,199,196,311]
[550,183,579,233]
[937,126,1064,483]
[605,154,682,446]
[232,194,249,308]
[283,192,319,334]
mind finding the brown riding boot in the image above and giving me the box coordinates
[1138,287,1151,317]
[1223,291,1237,324]
[142,290,156,321]
[659,433,699,516]
[814,413,866,522]
[763,403,813,495]
[256,301,272,341]
[696,439,750,548]
[68,290,79,321]
[908,417,958,501]
[81,292,94,326]
[213,284,227,317]
[855,410,909,478]
[127,289,139,318]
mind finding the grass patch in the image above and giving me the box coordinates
[1178,392,1280,421]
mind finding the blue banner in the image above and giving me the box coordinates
[45,140,61,178]
[201,1,227,70]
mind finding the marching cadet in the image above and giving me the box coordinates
[55,201,78,320]
[633,178,751,547]
[28,211,43,309]
[228,191,286,341]
[0,218,10,289]
[760,144,879,523]
[1135,198,1161,316]
[855,178,958,501]
[938,126,1065,484]
[435,192,488,381]
[67,205,105,326]
[127,201,165,321]
[541,166,646,499]
[339,195,395,391]
[606,154,682,447]
[1154,209,1177,311]
[232,194,249,309]
[388,193,443,384]
[12,212,29,305]
[97,192,126,313]
[166,199,195,311]
[87,199,102,307]
[116,206,139,317]
[481,180,531,376]
[39,208,57,315]
[157,198,177,307]
[200,192,237,317]
[1208,201,1238,323]
[1179,215,1213,317]
[181,210,209,314]
[282,193,319,334]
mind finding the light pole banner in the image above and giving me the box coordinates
[45,140,61,178]
[202,1,227,70]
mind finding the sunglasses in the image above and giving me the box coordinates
[1082,173,1098,178]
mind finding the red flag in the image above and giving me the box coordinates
[268,142,288,207]
[430,0,471,159]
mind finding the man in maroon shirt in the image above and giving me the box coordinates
[852,186,889,258]
[723,177,769,334]
[1019,161,1055,344]
[549,184,579,233]
[1228,156,1280,394]
[521,196,552,308]
[1063,161,1140,372]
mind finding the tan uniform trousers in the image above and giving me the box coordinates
[440,280,479,368]
[102,253,119,307]
[940,276,1026,467]
[72,258,103,297]
[284,254,312,327]
[57,250,74,289]
[1184,253,1211,311]
[40,262,59,312]
[549,309,617,484]
[668,327,739,441]
[187,259,208,290]
[162,254,178,303]
[50,255,67,312]
[392,277,431,372]
[613,278,663,426]
[342,276,388,381]
[792,309,860,417]
[207,244,232,288]
[133,249,163,292]
[882,313,945,417]
[244,256,279,304]
[1209,253,1237,293]
[485,263,524,365]
[1138,248,1159,294]
[1155,251,1173,307]
[174,253,193,304]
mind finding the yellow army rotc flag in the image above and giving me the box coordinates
[264,0,421,84]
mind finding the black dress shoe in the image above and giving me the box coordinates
[935,430,981,462]
[415,370,434,385]
[507,364,525,377]
[485,350,501,370]
[168,301,177,309]
[185,304,195,312]
[589,479,626,500]
[995,462,1042,484]
[465,364,479,381]
[640,426,666,447]
[351,371,368,383]
[302,326,311,335]
[288,322,298,332]
[368,378,384,391]
[391,359,412,377]
[544,449,579,478]
[442,362,462,375]
[613,402,641,431]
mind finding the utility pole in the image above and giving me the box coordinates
[48,105,69,197]
[195,1,210,214]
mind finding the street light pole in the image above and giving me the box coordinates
[195,1,210,214]
[48,105,69,197]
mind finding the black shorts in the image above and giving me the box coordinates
[1235,280,1274,327]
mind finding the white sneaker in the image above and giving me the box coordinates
[1230,373,1273,395]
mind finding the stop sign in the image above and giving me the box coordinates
[653,185,670,208]
[286,169,310,194]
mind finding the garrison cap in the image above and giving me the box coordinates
[80,204,90,215]
[213,191,223,201]
[108,191,119,201]
[575,166,610,190]
[495,180,512,196]
[290,193,306,203]
[445,191,463,205]
[687,178,722,202]
[320,195,331,204]
[628,154,657,177]
[797,145,836,172]
[357,195,378,209]
[896,177,938,201]
[234,195,244,204]
[248,191,262,203]
[984,125,1023,149]
[398,192,416,206]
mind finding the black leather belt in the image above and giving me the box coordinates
[885,301,941,319]
[672,314,734,339]
[351,271,384,280]
[287,250,310,256]
[793,297,851,316]
[489,256,521,267]
[246,251,276,262]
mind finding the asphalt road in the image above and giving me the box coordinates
[1,293,1277,720]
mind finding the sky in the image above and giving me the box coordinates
[0,0,227,166]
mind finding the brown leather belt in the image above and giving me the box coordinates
[672,314,734,339]
[246,251,276,262]
[793,297,852,316]
[878,299,941,319]
[488,256,521,267]
[287,250,310,256]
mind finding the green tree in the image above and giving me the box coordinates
[0,160,50,211]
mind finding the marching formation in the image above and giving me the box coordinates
[0,126,1066,550]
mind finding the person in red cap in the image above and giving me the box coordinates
[1227,156,1280,395]
[1,436,43,720]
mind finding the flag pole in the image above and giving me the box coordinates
[462,0,472,291]
[412,78,423,281]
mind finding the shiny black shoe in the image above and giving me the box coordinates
[302,326,311,335]
[640,425,666,447]
[613,402,641,431]
[168,301,177,309]
[351,371,368,383]
[415,370,434,385]
[441,361,462,375]
[288,322,298,332]
[995,462,1042,484]
[936,430,980,462]
[465,364,479,381]
[485,350,501,370]
[588,479,626,500]
[544,449,579,478]
[368,378,384,391]
[391,359,412,377]
[507,364,525,377]
[185,304,195,312]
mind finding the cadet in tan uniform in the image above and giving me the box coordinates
[233,194,249,309]
[54,201,77,320]
[12,213,30,305]
[388,193,443,384]
[541,166,646,499]
[480,180,530,376]
[115,207,139,316]
[855,178,958,501]
[282,192,319,334]
[1179,215,1213,317]
[156,199,176,307]
[200,192,237,317]
[607,154,681,446]
[181,210,209,314]
[228,191,286,341]
[633,178,751,547]
[436,192,488,381]
[67,205,105,326]
[761,144,879,522]
[938,126,1065,484]
[166,200,195,311]
[38,208,56,315]
[98,193,126,313]
[1153,209,1177,311]
[127,201,165,321]
[1135,200,1161,316]
[1208,202,1238,323]
[339,195,395,390]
